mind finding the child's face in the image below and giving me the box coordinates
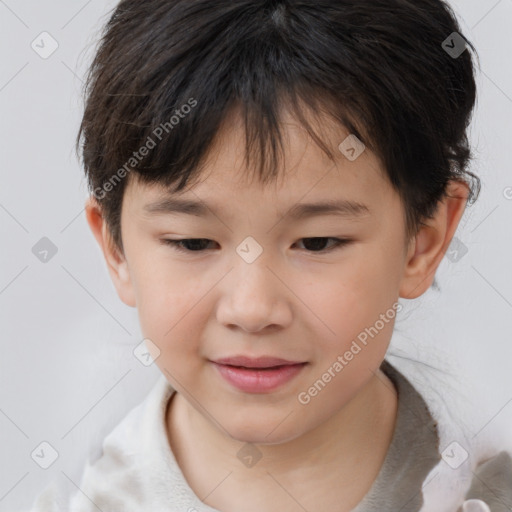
[105,109,415,443]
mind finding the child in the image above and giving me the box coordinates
[30,0,512,511]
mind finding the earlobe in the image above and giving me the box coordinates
[399,224,442,299]
[399,181,470,299]
[84,196,137,308]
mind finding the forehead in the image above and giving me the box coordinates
[125,107,393,219]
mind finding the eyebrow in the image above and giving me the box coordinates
[143,197,371,220]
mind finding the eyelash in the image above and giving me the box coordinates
[161,237,352,254]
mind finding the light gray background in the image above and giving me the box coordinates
[1,1,511,510]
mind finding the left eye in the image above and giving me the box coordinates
[161,237,352,254]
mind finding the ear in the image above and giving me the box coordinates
[399,180,470,299]
[84,195,137,307]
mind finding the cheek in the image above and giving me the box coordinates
[130,258,209,361]
[346,229,404,304]
[301,241,401,357]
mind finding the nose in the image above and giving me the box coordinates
[216,254,292,333]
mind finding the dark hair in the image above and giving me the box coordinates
[77,0,481,259]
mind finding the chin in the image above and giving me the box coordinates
[225,419,305,446]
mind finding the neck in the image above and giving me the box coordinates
[166,368,398,511]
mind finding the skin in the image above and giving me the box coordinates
[85,106,469,512]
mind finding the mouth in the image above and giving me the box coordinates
[212,355,305,369]
[223,364,293,370]
[210,356,308,393]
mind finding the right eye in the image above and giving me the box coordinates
[161,238,216,253]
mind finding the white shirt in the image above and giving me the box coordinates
[29,359,512,512]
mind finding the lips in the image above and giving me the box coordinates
[212,355,304,369]
[211,356,308,393]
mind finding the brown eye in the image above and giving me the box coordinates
[294,237,352,253]
[161,238,216,252]
[161,237,352,255]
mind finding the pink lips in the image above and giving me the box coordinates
[211,356,307,393]
[214,355,304,368]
